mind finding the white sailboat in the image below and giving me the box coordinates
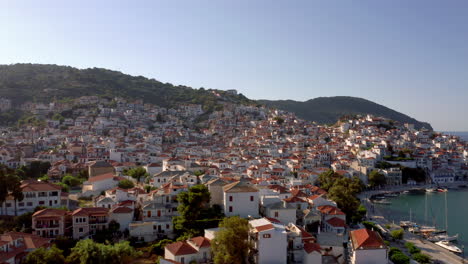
[430,192,459,242]
[435,240,462,253]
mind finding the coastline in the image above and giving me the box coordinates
[360,182,468,264]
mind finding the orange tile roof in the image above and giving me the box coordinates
[188,236,211,248]
[165,241,198,256]
[350,228,386,250]
[303,243,322,254]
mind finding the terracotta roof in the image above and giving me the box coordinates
[87,173,116,183]
[317,205,345,215]
[283,196,305,203]
[188,236,211,248]
[223,181,258,193]
[350,228,386,250]
[303,243,322,254]
[254,224,274,232]
[72,207,109,216]
[20,180,61,192]
[32,208,68,218]
[165,241,198,256]
[111,206,133,214]
[326,217,347,228]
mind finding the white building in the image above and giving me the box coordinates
[249,218,288,264]
[350,228,388,264]
[223,181,259,218]
[1,180,65,216]
[164,236,211,264]
[82,173,120,196]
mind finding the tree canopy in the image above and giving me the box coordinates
[125,167,148,182]
[212,217,252,264]
[318,170,364,222]
[66,239,140,264]
[24,245,65,264]
[368,170,386,187]
[173,184,222,237]
[117,179,135,189]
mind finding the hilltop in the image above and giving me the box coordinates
[259,96,433,130]
[0,64,432,129]
[0,63,251,110]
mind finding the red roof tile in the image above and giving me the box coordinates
[165,241,198,256]
[350,228,386,250]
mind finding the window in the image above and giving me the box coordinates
[79,228,83,233]
[166,224,170,229]
[181,257,185,264]
[5,203,11,207]
[27,202,33,206]
[263,234,271,238]
[229,196,233,202]
[39,201,45,205]
[250,196,254,201]
[274,211,279,218]
[229,206,233,212]
[18,202,24,207]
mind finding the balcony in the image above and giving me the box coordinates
[35,224,60,228]
[89,220,108,224]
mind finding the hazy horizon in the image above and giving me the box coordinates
[1,0,467,131]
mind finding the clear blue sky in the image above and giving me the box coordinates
[1,0,467,131]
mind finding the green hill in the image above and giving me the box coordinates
[259,97,432,130]
[0,63,251,110]
[0,64,432,130]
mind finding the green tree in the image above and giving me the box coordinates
[390,229,404,241]
[150,239,173,255]
[56,182,70,193]
[0,168,9,215]
[212,217,252,264]
[62,174,82,187]
[173,184,212,236]
[67,239,140,264]
[125,167,148,182]
[23,245,65,264]
[412,253,431,264]
[390,252,410,264]
[7,174,24,216]
[273,116,284,125]
[368,170,386,187]
[118,179,135,189]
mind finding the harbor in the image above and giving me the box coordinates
[361,183,468,263]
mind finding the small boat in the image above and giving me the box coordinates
[373,199,391,205]
[400,221,416,228]
[435,240,462,253]
[437,188,448,192]
[428,234,458,242]
[426,188,436,193]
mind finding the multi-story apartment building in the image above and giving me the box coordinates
[1,180,64,216]
[71,207,109,239]
[32,208,71,238]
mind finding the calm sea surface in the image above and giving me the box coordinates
[441,131,468,141]
[374,190,468,252]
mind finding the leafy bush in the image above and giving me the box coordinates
[390,229,404,240]
[390,252,410,264]
[412,253,431,264]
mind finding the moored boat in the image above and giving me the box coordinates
[428,233,458,242]
[435,240,462,253]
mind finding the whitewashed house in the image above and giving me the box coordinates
[223,181,259,218]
